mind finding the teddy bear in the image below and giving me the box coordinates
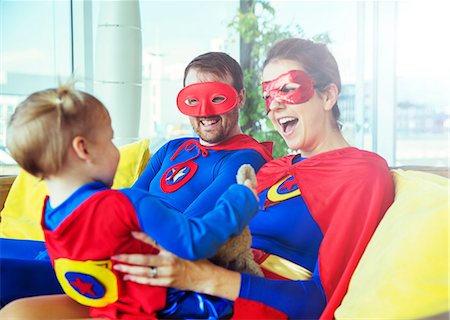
[209,164,264,277]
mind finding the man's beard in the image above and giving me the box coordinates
[191,108,239,145]
[195,125,227,145]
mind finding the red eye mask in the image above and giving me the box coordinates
[176,82,239,117]
[261,70,315,113]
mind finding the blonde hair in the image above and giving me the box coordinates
[7,83,110,178]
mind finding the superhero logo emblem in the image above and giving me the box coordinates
[54,258,118,307]
[65,272,105,298]
[160,161,198,193]
[267,175,301,202]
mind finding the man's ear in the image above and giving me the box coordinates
[322,83,339,111]
[72,136,91,161]
[238,88,246,109]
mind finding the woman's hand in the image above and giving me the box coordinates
[112,232,241,300]
[112,232,211,291]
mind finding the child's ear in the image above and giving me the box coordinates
[72,136,90,161]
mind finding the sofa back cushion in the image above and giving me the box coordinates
[335,169,449,319]
[0,139,150,241]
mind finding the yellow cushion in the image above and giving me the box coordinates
[0,138,150,241]
[0,171,48,240]
[112,138,150,189]
[335,170,449,319]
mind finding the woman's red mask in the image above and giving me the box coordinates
[176,82,239,117]
[261,70,315,113]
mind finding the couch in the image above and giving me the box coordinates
[0,139,448,318]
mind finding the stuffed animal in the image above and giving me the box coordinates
[210,164,263,276]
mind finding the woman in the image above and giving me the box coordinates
[113,38,395,319]
[0,38,394,319]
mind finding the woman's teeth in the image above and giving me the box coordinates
[278,117,298,133]
[278,117,296,125]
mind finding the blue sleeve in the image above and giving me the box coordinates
[239,264,326,318]
[184,150,266,218]
[132,142,167,190]
[122,184,258,260]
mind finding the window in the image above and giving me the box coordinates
[0,0,72,174]
[271,1,449,166]
[394,1,449,166]
[2,1,448,172]
[130,1,240,150]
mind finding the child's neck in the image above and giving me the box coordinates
[45,175,95,208]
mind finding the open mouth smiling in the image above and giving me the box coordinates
[200,116,221,127]
[278,117,298,134]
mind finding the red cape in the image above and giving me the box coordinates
[170,134,273,164]
[256,147,394,319]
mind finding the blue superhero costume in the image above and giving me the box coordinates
[237,156,326,319]
[232,147,395,319]
[132,134,272,318]
[42,181,257,319]
[133,134,272,218]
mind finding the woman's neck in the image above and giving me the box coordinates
[301,129,351,158]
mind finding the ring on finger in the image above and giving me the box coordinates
[150,266,158,278]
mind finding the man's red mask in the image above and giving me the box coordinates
[261,70,315,113]
[176,82,239,117]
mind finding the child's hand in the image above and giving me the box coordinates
[236,164,258,200]
[243,178,258,199]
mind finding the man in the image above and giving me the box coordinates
[118,52,272,318]
[133,52,272,218]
